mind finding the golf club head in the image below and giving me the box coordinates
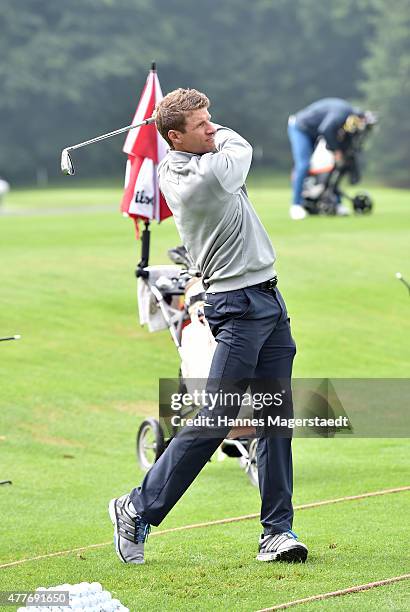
[61,148,75,175]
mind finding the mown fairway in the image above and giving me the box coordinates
[0,175,409,611]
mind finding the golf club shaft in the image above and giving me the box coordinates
[398,277,410,293]
[67,117,155,152]
[0,335,20,342]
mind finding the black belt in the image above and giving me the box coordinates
[256,276,278,292]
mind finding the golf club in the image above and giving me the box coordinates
[0,334,21,342]
[395,272,410,296]
[60,117,156,176]
[1,333,20,486]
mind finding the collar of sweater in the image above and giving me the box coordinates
[169,150,197,162]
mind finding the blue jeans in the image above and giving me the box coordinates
[288,122,315,205]
[130,285,296,535]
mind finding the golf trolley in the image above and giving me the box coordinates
[134,232,259,487]
[302,112,377,216]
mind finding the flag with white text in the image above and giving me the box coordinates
[121,65,171,233]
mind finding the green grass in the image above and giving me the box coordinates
[0,175,409,611]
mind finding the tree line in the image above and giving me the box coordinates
[0,0,408,186]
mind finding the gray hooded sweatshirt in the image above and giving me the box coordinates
[157,125,276,292]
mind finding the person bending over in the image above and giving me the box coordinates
[287,97,365,220]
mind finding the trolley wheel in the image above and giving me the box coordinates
[246,438,259,487]
[353,193,373,214]
[136,418,165,471]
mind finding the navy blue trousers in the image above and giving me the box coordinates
[130,285,296,535]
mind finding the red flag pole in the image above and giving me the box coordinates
[134,61,157,278]
[135,220,150,279]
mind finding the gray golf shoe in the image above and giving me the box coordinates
[108,494,151,564]
[256,530,308,563]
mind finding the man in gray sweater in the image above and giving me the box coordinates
[109,89,308,565]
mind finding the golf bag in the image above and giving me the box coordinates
[302,114,376,216]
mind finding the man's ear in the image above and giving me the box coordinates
[168,130,182,147]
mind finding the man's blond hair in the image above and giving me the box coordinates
[155,88,210,147]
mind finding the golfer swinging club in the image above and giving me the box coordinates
[109,89,308,564]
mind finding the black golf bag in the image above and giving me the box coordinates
[302,114,377,216]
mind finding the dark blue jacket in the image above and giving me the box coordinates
[295,98,358,151]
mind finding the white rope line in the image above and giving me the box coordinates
[255,573,410,611]
[0,485,408,569]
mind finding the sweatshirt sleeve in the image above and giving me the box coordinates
[210,125,253,193]
[318,111,348,151]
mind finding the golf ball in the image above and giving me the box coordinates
[28,581,128,612]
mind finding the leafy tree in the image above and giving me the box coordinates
[361,0,410,186]
[1,0,402,184]
[0,0,173,181]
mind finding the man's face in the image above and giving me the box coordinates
[169,108,216,154]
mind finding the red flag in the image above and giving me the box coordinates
[121,66,172,232]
